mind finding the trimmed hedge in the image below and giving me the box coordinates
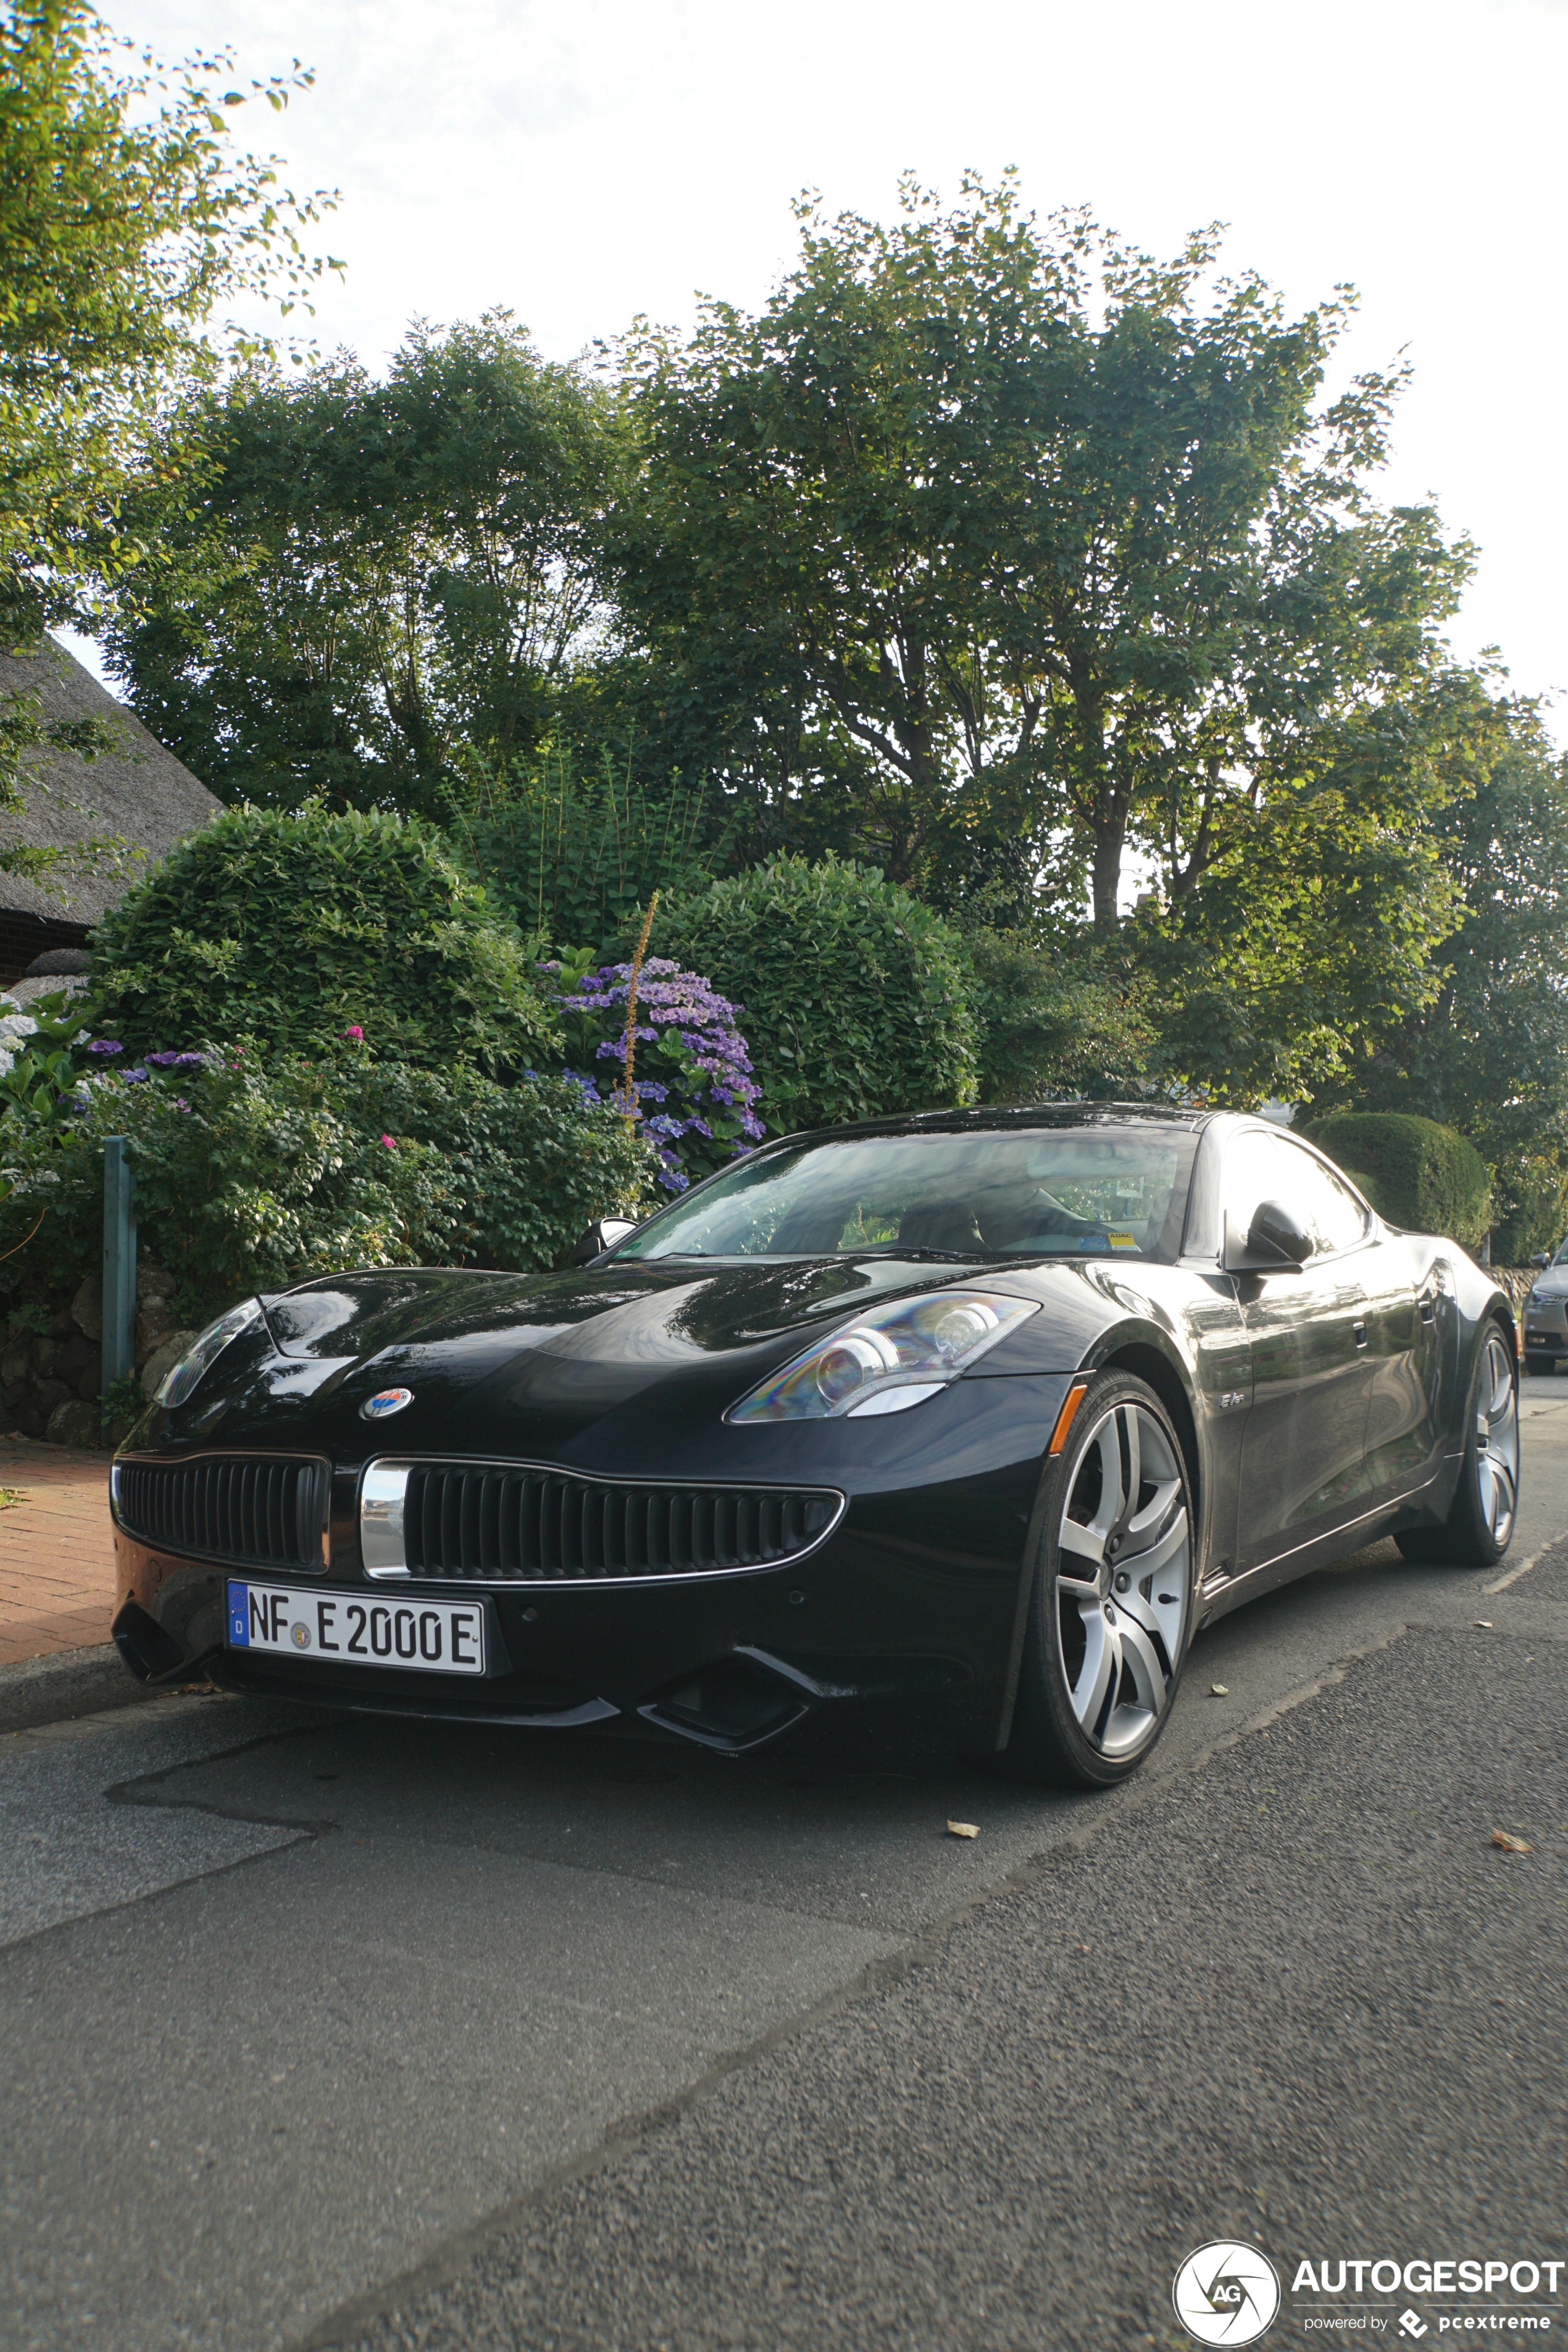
[88,801,558,1075]
[654,855,979,1133]
[1299,1111,1491,1248]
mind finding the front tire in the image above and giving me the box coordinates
[1004,1372,1195,1788]
[1395,1321,1519,1567]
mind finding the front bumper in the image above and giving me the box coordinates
[1524,1303,1567,1359]
[110,1374,1072,1753]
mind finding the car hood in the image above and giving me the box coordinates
[1528,1267,1568,1299]
[259,1256,1032,1380]
[143,1254,1135,1473]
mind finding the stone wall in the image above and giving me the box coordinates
[0,1261,199,1448]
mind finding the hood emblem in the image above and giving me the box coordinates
[362,1387,414,1420]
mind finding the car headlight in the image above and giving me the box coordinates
[727,1290,1039,1423]
[156,1298,264,1408]
[1528,1287,1547,1307]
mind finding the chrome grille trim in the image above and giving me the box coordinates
[358,1458,846,1585]
[111,1452,332,1571]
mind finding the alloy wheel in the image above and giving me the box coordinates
[1055,1399,1190,1758]
[1474,1329,1520,1549]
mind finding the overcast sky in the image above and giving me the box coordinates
[112,0,1568,735]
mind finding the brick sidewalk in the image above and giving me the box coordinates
[0,1437,117,1666]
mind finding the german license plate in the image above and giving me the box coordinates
[226,1581,485,1675]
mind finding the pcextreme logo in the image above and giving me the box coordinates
[1173,2241,1284,2346]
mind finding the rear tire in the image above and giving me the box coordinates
[1004,1372,1195,1788]
[1395,1321,1519,1567]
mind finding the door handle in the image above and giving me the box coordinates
[1353,1319,1368,1349]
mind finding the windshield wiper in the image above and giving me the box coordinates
[852,1245,994,1263]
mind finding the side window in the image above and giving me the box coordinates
[1291,1151,1369,1255]
[1224,1130,1367,1259]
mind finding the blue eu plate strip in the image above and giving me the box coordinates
[227,1581,250,1646]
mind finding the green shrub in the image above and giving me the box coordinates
[88,801,558,1074]
[0,1040,653,1319]
[654,855,978,1133]
[341,1056,654,1269]
[1299,1111,1491,1248]
[965,929,1153,1104]
[454,754,722,959]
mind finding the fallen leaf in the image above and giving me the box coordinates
[946,1820,980,1839]
[1210,1683,1229,1696]
[1474,1619,1493,1628]
[1491,1829,1532,1853]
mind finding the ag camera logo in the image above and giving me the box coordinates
[1173,2241,1283,2345]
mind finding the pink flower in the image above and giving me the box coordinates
[380,1133,397,1149]
[341,1025,365,1043]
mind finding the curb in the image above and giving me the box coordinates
[0,1641,151,1737]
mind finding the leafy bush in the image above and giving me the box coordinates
[0,1037,653,1318]
[549,956,762,1191]
[965,929,1154,1104]
[341,1055,655,1264]
[1300,1111,1491,1248]
[654,856,978,1133]
[454,755,722,959]
[88,801,559,1073]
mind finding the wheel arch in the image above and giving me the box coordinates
[1098,1338,1202,1519]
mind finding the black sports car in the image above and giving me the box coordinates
[109,1105,1519,1785]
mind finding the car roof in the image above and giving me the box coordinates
[766,1101,1213,1149]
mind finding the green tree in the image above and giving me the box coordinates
[1138,670,1508,1104]
[0,0,334,851]
[615,175,1471,937]
[102,315,630,817]
[0,0,333,634]
[1309,703,1568,1251]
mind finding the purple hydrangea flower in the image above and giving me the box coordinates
[559,957,763,1192]
[87,1039,123,1056]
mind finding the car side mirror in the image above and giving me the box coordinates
[1530,1251,1550,1270]
[1224,1198,1312,1274]
[570,1216,637,1267]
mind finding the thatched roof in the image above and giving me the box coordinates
[0,635,220,925]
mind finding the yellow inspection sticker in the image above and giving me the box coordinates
[1107,1231,1139,1249]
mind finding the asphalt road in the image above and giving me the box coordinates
[3,1385,1566,2352]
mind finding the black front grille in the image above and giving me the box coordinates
[401,1466,842,1583]
[114,1454,329,1569]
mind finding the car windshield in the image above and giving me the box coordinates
[1555,1241,1568,1266]
[617,1126,1199,1264]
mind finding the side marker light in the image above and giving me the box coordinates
[1048,1380,1090,1456]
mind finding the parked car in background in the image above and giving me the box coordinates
[107,1106,1519,1788]
[1523,1238,1568,1372]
